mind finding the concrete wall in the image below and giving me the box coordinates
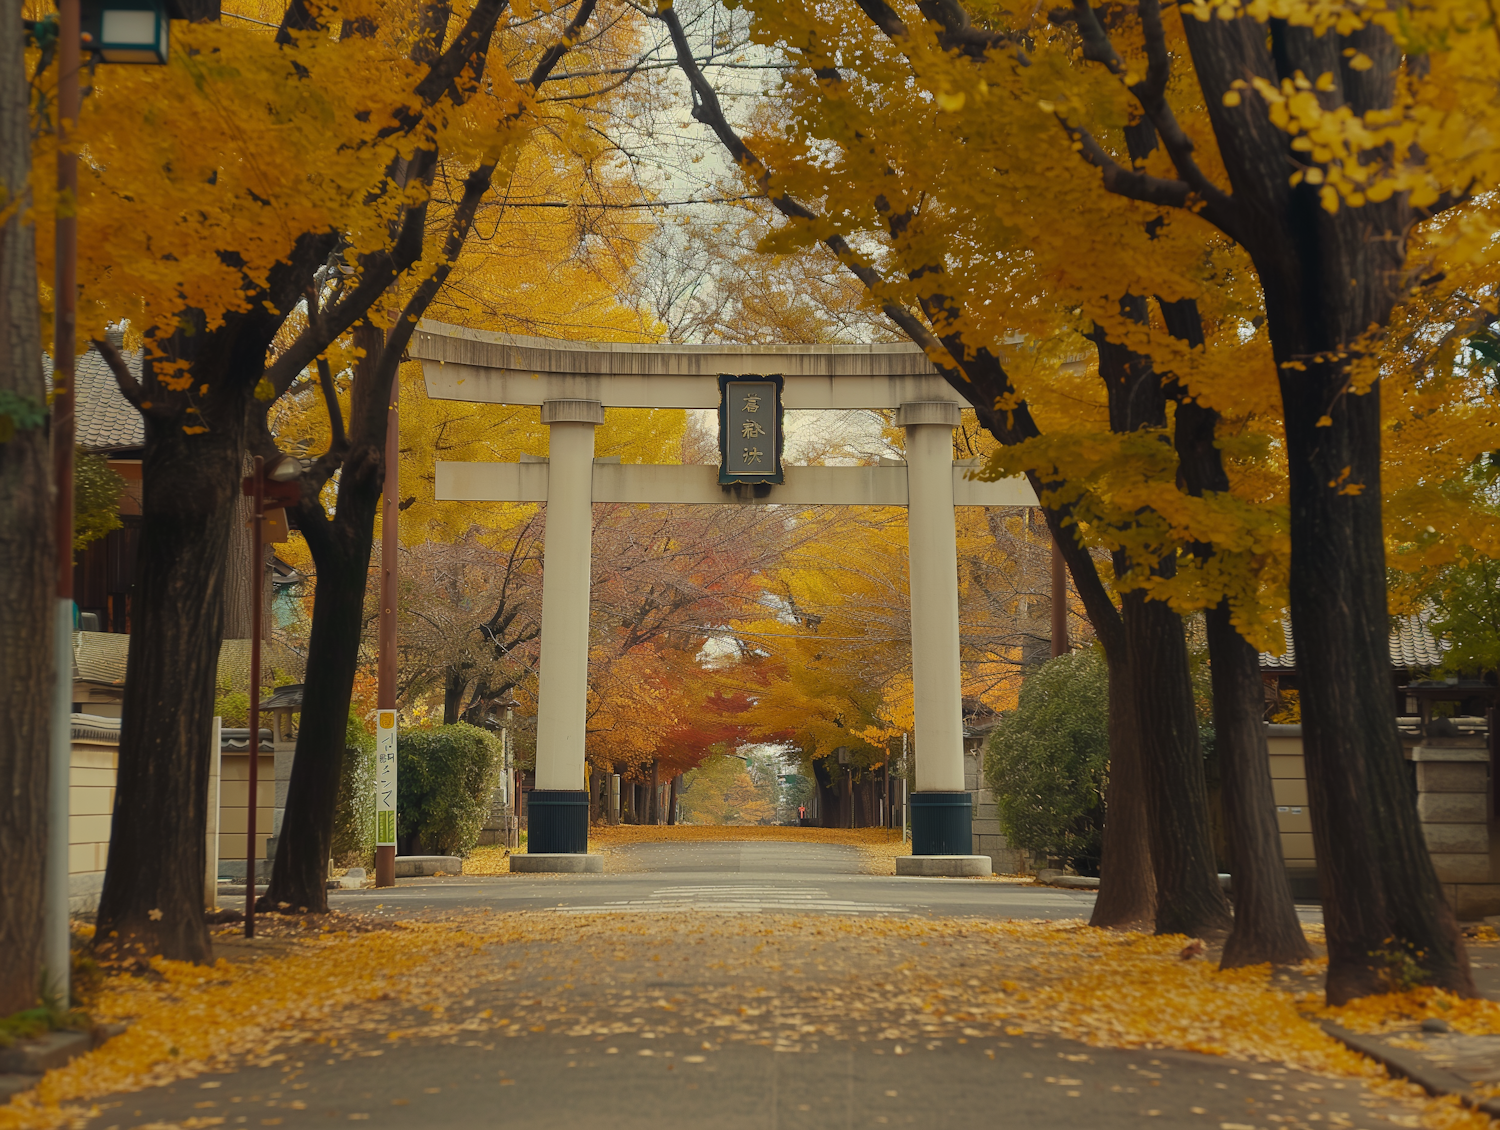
[66,724,273,910]
[69,734,118,913]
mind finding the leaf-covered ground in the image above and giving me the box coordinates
[462,825,918,877]
[5,912,1500,1129]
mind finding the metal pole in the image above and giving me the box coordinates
[901,732,909,844]
[44,0,82,1003]
[1050,524,1069,658]
[245,457,263,937]
[375,371,398,887]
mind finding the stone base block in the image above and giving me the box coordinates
[895,855,993,878]
[1417,793,1487,823]
[1431,853,1491,883]
[510,853,604,874]
[1422,822,1489,854]
[1051,875,1101,889]
[1416,761,1487,792]
[1456,884,1500,921]
[394,855,462,878]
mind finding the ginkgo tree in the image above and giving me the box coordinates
[30,0,654,956]
[658,1,1302,961]
[664,0,1500,995]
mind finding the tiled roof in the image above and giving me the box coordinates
[72,713,121,742]
[221,728,275,754]
[44,339,146,453]
[1259,612,1447,671]
[73,631,306,689]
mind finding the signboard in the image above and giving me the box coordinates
[375,710,397,846]
[718,374,784,485]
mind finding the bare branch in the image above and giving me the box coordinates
[305,286,347,454]
[91,336,150,412]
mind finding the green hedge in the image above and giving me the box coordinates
[984,647,1109,873]
[397,723,503,856]
[331,711,376,868]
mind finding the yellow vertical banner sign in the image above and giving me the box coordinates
[376,711,397,846]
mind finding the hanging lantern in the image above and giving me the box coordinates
[79,0,176,64]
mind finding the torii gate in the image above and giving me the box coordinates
[410,322,1039,876]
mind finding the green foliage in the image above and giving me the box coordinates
[73,450,125,552]
[984,647,1109,871]
[1429,551,1500,676]
[397,723,503,855]
[679,752,777,825]
[332,711,376,868]
[0,390,47,445]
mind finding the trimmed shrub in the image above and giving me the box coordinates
[331,711,376,868]
[984,647,1109,873]
[397,723,503,856]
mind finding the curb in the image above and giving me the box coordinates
[0,1022,127,1102]
[1322,1022,1500,1118]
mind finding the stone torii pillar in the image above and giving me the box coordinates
[520,399,605,871]
[897,403,985,873]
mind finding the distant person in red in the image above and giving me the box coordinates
[798,805,806,824]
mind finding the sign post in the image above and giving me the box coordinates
[375,368,398,887]
[375,710,396,884]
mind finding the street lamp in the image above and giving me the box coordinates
[81,0,171,63]
[46,0,185,1006]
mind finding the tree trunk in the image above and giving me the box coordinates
[667,774,680,825]
[1169,373,1308,965]
[97,412,243,962]
[443,669,467,725]
[1176,3,1473,1002]
[266,327,389,915]
[1122,589,1234,938]
[1089,649,1156,928]
[0,17,52,1006]
[649,759,660,825]
[1283,359,1470,999]
[1206,602,1312,966]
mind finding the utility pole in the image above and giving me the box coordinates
[43,0,82,1003]
[374,370,398,887]
[1050,528,1069,658]
[245,457,263,937]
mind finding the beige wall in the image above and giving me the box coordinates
[216,751,275,872]
[68,736,273,910]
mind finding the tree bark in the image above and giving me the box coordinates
[667,774,680,825]
[1121,589,1234,937]
[0,10,52,1006]
[97,385,245,963]
[1205,602,1312,964]
[649,759,661,825]
[1089,649,1156,928]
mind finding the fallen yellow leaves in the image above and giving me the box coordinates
[461,826,912,876]
[6,913,1499,1130]
[584,824,903,848]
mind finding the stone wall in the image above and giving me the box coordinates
[1263,723,1498,919]
[965,737,1027,874]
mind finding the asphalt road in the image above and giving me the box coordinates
[78,841,1355,1130]
[85,1023,1380,1130]
[326,842,1325,925]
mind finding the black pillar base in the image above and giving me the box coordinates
[526,790,589,854]
[910,792,972,856]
